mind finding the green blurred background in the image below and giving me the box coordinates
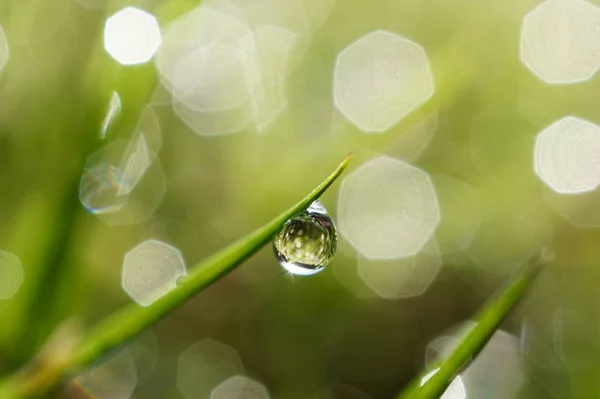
[1,0,600,398]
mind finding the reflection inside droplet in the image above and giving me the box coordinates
[273,200,337,275]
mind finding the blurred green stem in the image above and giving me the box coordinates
[395,257,544,399]
[12,62,158,364]
[0,154,352,399]
[10,67,104,362]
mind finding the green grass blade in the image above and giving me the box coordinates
[396,260,543,399]
[0,153,353,399]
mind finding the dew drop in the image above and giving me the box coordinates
[273,200,337,276]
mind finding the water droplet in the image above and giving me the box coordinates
[273,200,337,276]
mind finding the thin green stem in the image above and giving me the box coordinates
[0,153,353,399]
[9,5,158,360]
[395,259,544,399]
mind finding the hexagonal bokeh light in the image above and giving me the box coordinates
[172,42,255,112]
[156,2,312,136]
[427,324,525,398]
[211,375,270,399]
[79,162,128,215]
[75,349,137,399]
[520,0,600,84]
[80,108,165,225]
[357,239,441,299]
[157,7,255,136]
[337,156,440,260]
[104,7,162,66]
[534,116,600,194]
[178,339,245,399]
[250,25,300,132]
[0,250,24,300]
[333,30,434,133]
[122,239,187,307]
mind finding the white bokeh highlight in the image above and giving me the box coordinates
[157,7,256,136]
[0,250,23,300]
[534,116,600,194]
[357,239,441,299]
[178,339,245,399]
[338,156,440,260]
[334,30,434,133]
[104,7,162,66]
[427,324,525,399]
[122,239,187,307]
[420,370,466,399]
[79,163,128,215]
[81,108,165,225]
[520,0,600,84]
[156,0,321,136]
[173,42,255,112]
[76,349,137,399]
[250,25,300,131]
[211,375,270,399]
